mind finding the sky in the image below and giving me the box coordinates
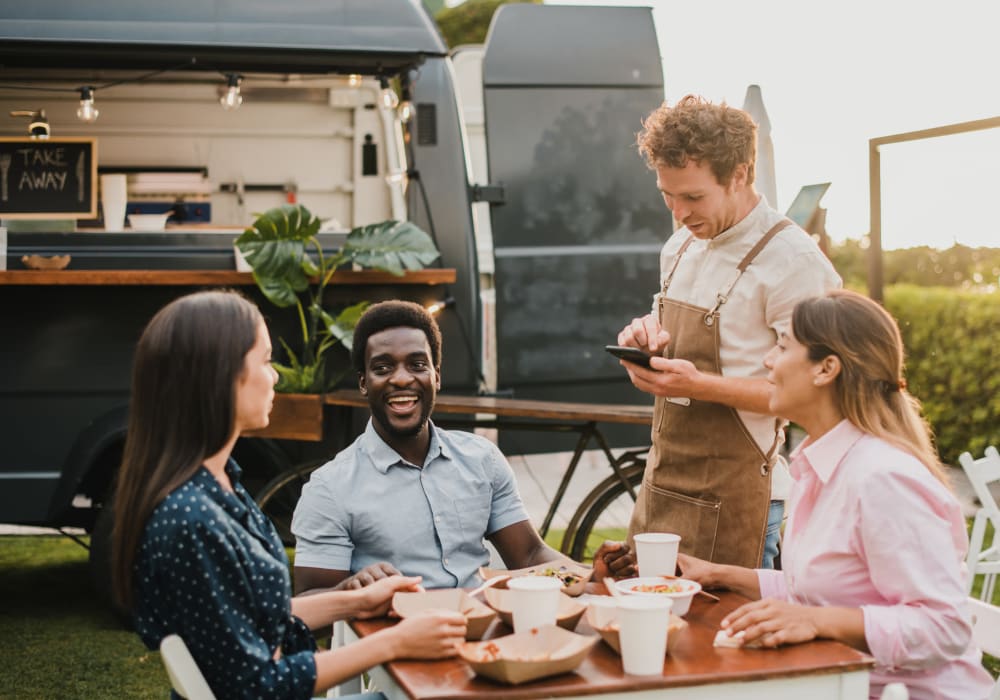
[459,0,1000,250]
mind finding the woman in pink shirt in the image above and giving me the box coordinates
[678,289,994,700]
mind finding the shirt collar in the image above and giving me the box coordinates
[191,457,247,516]
[360,418,451,474]
[790,419,865,484]
[707,195,767,246]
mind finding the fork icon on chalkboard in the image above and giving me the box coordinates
[0,152,11,202]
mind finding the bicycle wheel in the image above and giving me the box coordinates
[255,460,325,547]
[566,463,644,562]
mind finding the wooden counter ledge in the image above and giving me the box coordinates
[0,269,457,286]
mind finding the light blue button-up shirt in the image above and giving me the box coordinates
[291,420,529,588]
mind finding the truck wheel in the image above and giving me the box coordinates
[88,503,132,627]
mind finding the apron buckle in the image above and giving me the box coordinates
[760,462,770,476]
[703,312,716,327]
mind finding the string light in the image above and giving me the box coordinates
[397,77,414,123]
[426,297,455,316]
[347,74,363,88]
[378,76,398,110]
[76,86,99,123]
[220,73,243,111]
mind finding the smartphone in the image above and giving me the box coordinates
[605,345,653,369]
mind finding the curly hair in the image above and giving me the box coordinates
[351,300,443,374]
[637,95,757,186]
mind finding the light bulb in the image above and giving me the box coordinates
[398,100,414,124]
[76,87,99,123]
[381,88,399,110]
[220,74,243,111]
[347,74,363,88]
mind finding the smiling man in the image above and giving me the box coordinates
[616,96,841,571]
[291,301,633,594]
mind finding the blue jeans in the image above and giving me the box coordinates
[761,500,784,569]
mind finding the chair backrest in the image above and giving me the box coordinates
[160,634,217,700]
[968,597,1000,657]
[958,447,1000,524]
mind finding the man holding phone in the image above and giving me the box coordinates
[616,96,840,570]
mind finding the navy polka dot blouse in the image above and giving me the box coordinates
[133,459,318,699]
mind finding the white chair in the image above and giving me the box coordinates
[958,447,1000,601]
[160,634,217,700]
[879,682,909,700]
[968,597,1000,700]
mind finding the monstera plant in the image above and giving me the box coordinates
[236,204,440,393]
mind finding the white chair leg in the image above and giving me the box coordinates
[968,510,989,596]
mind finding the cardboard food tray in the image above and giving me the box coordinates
[482,587,586,631]
[392,589,497,640]
[478,559,592,597]
[458,626,597,685]
[586,607,688,655]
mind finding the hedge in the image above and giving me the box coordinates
[885,284,1000,464]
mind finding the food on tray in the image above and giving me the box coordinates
[631,581,687,594]
[471,641,551,663]
[528,566,583,587]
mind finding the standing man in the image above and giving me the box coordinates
[618,95,841,569]
[292,300,634,593]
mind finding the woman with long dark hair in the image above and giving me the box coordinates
[112,291,465,699]
[678,289,993,699]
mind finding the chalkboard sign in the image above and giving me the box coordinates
[0,138,97,219]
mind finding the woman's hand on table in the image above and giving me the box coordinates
[355,574,425,619]
[592,541,636,580]
[721,598,820,648]
[388,611,467,659]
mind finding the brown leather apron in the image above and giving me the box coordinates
[627,220,790,569]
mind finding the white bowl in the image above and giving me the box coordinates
[127,213,171,231]
[614,576,701,616]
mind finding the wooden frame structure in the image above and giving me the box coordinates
[868,116,1000,301]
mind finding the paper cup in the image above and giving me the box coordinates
[587,596,619,629]
[634,532,680,577]
[100,174,127,232]
[617,596,672,675]
[507,576,561,632]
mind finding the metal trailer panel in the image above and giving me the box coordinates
[482,5,668,451]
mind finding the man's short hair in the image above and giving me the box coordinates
[351,300,443,373]
[637,94,757,186]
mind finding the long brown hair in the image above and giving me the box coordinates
[111,290,262,609]
[791,289,947,484]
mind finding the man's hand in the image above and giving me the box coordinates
[623,356,702,399]
[355,574,425,619]
[335,561,402,590]
[592,541,636,580]
[617,313,670,354]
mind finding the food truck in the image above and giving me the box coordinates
[0,0,666,591]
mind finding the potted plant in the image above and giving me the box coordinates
[236,204,440,438]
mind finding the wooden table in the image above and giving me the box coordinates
[347,587,874,699]
[323,390,654,547]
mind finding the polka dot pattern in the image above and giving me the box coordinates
[133,459,318,699]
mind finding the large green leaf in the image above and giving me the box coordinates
[322,300,371,352]
[235,205,322,307]
[342,221,440,275]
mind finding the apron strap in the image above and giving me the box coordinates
[660,234,696,298]
[704,218,795,325]
[760,417,784,475]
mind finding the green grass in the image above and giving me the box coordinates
[0,535,167,698]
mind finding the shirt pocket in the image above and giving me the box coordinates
[454,485,492,540]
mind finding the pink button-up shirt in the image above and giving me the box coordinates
[756,420,994,700]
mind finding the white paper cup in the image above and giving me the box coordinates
[587,596,619,628]
[100,174,127,232]
[617,596,672,675]
[634,532,681,577]
[507,576,562,632]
